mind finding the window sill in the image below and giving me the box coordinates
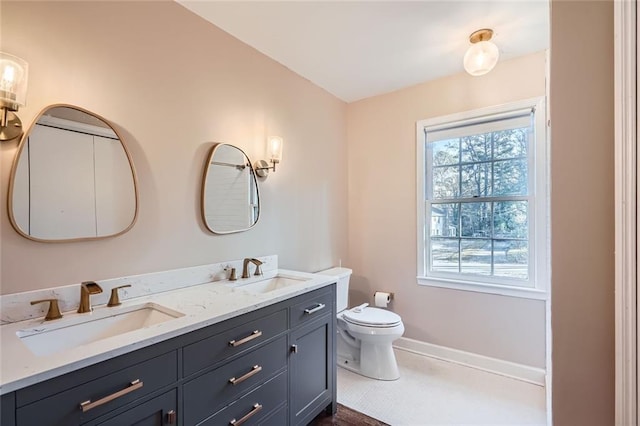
[417,276,548,300]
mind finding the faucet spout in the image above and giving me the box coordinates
[242,258,263,279]
[78,281,103,313]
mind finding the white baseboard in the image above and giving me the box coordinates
[393,337,546,387]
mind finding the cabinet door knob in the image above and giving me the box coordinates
[290,344,298,354]
[166,409,176,424]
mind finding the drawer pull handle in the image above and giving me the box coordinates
[229,403,262,425]
[304,303,326,315]
[229,330,262,347]
[79,379,143,412]
[229,365,262,385]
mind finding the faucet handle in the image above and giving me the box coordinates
[228,268,237,281]
[31,299,63,321]
[254,264,263,276]
[108,285,131,307]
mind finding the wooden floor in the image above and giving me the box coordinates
[310,404,389,426]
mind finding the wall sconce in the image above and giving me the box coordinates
[0,52,28,142]
[463,29,500,76]
[254,136,283,178]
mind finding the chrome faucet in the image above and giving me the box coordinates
[78,281,103,313]
[242,258,263,279]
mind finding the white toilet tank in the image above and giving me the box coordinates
[318,267,352,312]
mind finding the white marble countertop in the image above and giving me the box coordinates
[0,268,336,395]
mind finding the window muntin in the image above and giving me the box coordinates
[419,102,546,293]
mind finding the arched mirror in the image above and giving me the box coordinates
[201,143,260,234]
[8,104,138,242]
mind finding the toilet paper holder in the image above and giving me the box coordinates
[373,292,394,300]
[373,291,394,307]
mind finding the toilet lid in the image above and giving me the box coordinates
[342,307,402,327]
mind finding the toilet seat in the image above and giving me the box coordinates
[342,307,402,328]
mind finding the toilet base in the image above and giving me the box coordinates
[337,336,400,381]
[359,341,400,380]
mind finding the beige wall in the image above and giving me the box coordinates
[0,1,348,294]
[346,52,547,368]
[550,1,615,424]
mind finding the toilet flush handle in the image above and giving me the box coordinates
[352,303,369,313]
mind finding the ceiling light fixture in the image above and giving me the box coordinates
[463,29,500,77]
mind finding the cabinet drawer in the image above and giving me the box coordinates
[196,371,287,426]
[184,335,287,425]
[16,351,177,426]
[94,389,177,426]
[290,290,333,328]
[183,309,287,377]
[260,404,288,426]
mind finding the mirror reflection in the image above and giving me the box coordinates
[9,105,138,242]
[202,143,259,234]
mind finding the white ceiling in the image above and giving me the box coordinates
[177,1,549,102]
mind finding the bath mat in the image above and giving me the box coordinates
[310,403,390,426]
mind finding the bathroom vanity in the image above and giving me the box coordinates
[0,261,337,426]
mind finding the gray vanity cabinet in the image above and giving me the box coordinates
[2,284,336,426]
[289,291,336,426]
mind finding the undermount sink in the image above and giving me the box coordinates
[235,275,309,294]
[16,303,184,357]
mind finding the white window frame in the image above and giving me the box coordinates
[416,97,549,300]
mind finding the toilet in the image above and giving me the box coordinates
[319,267,404,381]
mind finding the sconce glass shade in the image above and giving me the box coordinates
[463,40,499,76]
[268,136,283,163]
[0,52,28,110]
[255,136,284,178]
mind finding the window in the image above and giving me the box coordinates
[416,98,548,298]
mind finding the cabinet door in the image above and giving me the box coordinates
[289,315,334,426]
[2,392,16,426]
[95,389,177,426]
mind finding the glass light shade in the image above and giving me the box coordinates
[268,136,283,163]
[0,52,28,108]
[463,41,499,76]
